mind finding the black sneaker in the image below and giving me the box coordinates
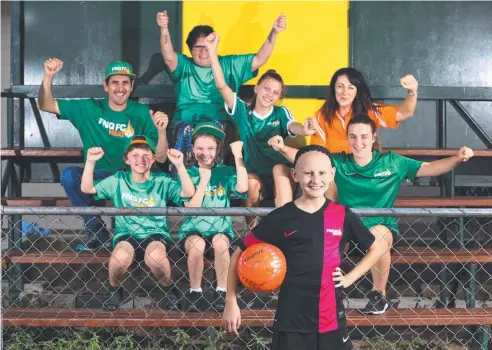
[185,291,205,312]
[212,290,226,312]
[103,287,121,311]
[361,290,389,315]
[158,285,181,311]
[84,229,111,252]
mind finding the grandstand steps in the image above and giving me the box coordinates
[4,307,492,328]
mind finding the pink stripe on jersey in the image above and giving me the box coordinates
[319,202,345,333]
[243,232,263,248]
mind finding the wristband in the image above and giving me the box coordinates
[408,91,418,96]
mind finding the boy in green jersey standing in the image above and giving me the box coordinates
[81,136,195,310]
[178,122,248,312]
[39,58,170,251]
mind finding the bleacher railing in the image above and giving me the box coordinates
[1,207,492,349]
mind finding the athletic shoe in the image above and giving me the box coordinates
[361,290,389,315]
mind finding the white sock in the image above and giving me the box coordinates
[190,288,202,293]
[216,287,226,292]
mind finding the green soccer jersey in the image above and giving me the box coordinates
[178,164,248,240]
[332,151,423,235]
[58,98,158,171]
[94,170,184,245]
[226,94,295,175]
[167,53,258,126]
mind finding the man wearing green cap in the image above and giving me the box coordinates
[38,58,169,251]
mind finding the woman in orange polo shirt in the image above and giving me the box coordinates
[310,67,419,153]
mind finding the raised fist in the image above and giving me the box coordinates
[87,147,104,163]
[204,32,220,53]
[303,117,317,136]
[273,13,287,33]
[400,74,418,94]
[229,141,243,158]
[268,135,285,152]
[156,10,169,29]
[458,146,474,162]
[44,58,63,78]
[150,110,169,132]
[167,149,184,166]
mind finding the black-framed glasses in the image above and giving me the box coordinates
[192,45,206,52]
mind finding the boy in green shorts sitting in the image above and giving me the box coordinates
[179,122,248,312]
[81,136,195,310]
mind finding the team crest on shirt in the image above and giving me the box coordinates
[326,228,342,236]
[374,169,392,177]
[205,183,226,198]
[122,193,155,207]
[267,120,280,127]
[98,118,135,138]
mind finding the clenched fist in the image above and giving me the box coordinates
[167,149,184,166]
[150,110,169,132]
[268,135,285,152]
[87,147,104,163]
[458,146,474,162]
[273,13,287,34]
[44,58,63,78]
[229,141,244,158]
[400,74,418,94]
[303,117,317,136]
[156,10,169,29]
[204,32,219,54]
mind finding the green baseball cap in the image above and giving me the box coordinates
[192,122,225,141]
[105,61,136,79]
[124,135,156,154]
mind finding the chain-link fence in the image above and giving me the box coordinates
[1,206,492,349]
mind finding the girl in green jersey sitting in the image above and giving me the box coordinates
[270,113,474,315]
[204,32,316,227]
[179,122,248,312]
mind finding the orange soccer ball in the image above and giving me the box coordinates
[237,243,287,293]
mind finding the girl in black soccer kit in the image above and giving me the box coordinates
[222,145,386,350]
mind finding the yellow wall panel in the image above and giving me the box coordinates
[182,1,349,85]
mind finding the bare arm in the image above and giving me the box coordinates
[336,235,387,288]
[184,168,210,207]
[230,141,248,193]
[288,117,317,137]
[287,122,305,136]
[38,58,62,115]
[167,149,196,198]
[396,74,418,122]
[223,248,243,336]
[155,131,169,163]
[251,14,286,72]
[416,147,473,178]
[268,135,298,163]
[81,147,104,194]
[150,110,170,163]
[205,33,235,110]
[157,10,178,73]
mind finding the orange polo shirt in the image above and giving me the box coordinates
[309,104,400,153]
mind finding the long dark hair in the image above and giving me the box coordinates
[319,68,379,125]
[249,69,285,114]
[346,113,382,152]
